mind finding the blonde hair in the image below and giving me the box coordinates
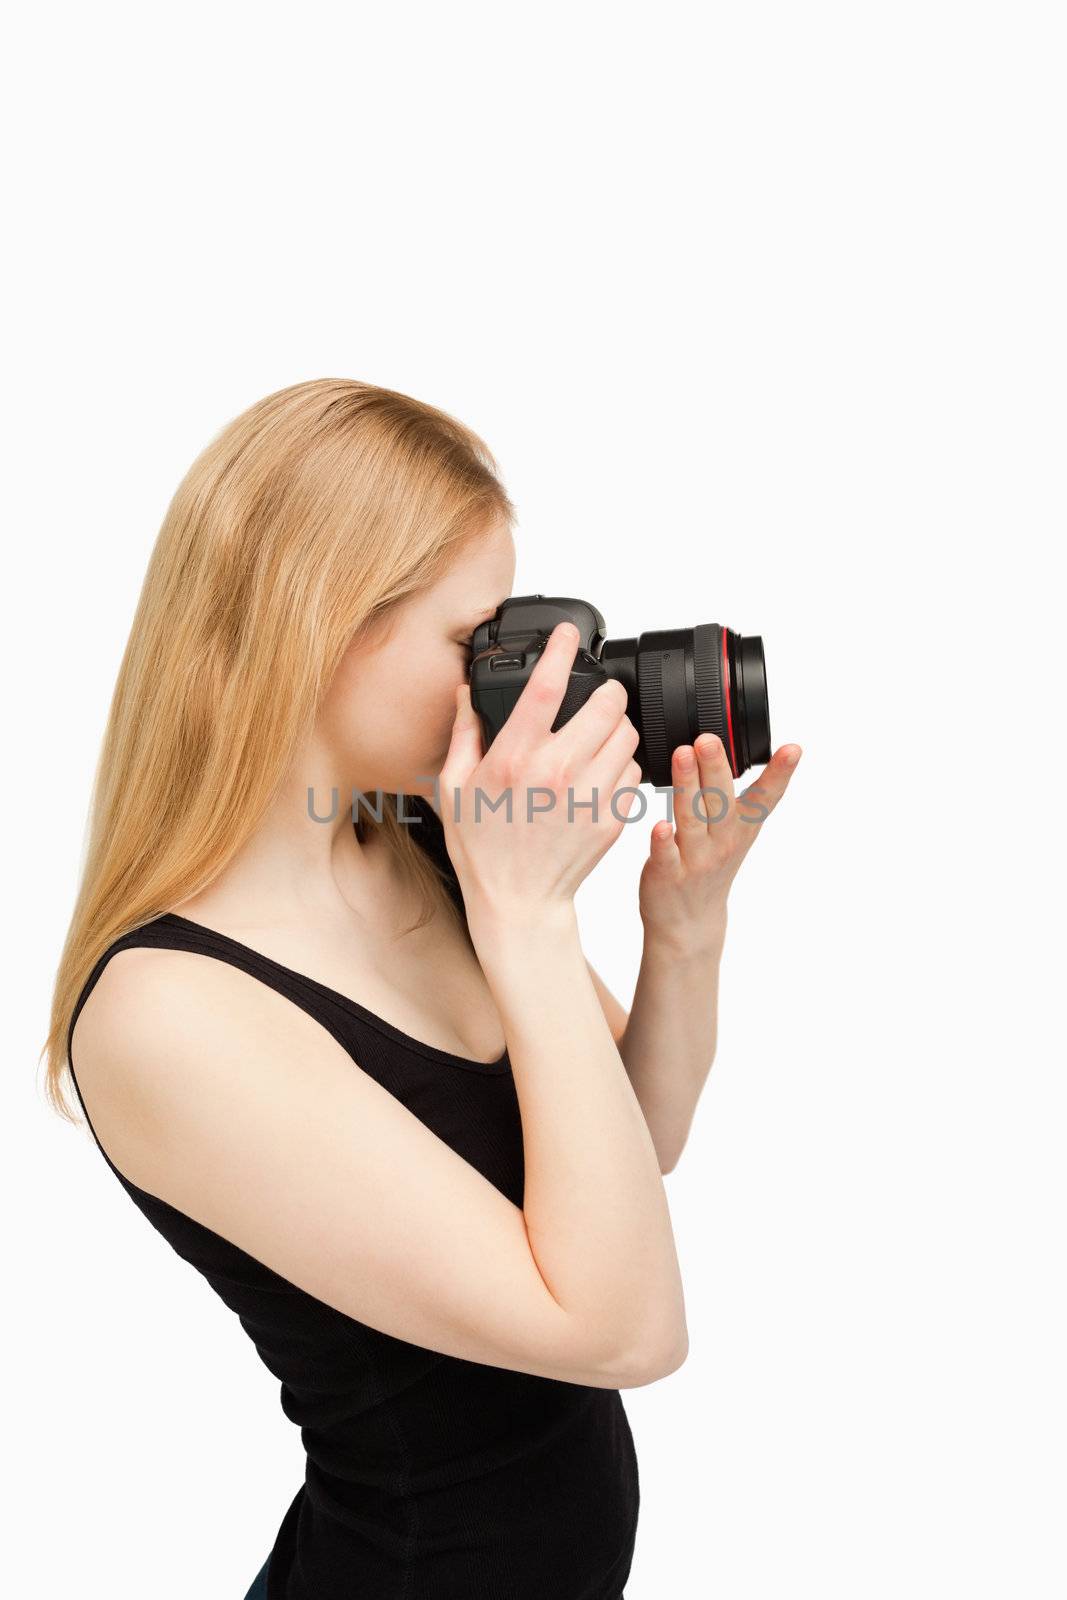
[41,378,516,1122]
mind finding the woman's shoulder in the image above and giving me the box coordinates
[70,939,302,1114]
[68,936,353,1201]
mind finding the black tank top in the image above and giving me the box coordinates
[65,807,640,1599]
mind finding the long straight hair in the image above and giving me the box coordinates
[41,378,516,1121]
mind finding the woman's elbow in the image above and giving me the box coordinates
[625,1328,690,1387]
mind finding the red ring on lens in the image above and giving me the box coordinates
[722,629,738,776]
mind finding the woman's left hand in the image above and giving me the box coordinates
[637,733,803,953]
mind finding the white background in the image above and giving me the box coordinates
[7,4,1064,1596]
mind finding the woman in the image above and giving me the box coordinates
[42,378,801,1599]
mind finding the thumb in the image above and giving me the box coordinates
[442,682,484,788]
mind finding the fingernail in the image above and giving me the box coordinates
[785,746,802,766]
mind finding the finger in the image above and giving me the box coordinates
[590,736,645,831]
[440,682,485,790]
[669,743,716,867]
[493,621,582,753]
[584,704,641,795]
[735,744,803,828]
[551,677,631,768]
[647,817,681,872]
[692,733,736,824]
[612,761,645,822]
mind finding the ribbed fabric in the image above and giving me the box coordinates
[65,803,639,1599]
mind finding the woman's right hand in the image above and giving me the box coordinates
[438,621,643,922]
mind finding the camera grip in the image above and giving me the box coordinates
[549,669,605,733]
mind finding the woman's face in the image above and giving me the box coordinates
[318,519,517,800]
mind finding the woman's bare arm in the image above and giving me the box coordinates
[469,900,688,1378]
[582,730,802,1175]
[584,958,629,1044]
[586,937,725,1174]
[72,944,684,1391]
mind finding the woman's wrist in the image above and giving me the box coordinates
[640,900,729,962]
[465,892,580,956]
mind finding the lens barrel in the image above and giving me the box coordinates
[602,624,770,786]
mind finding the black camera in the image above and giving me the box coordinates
[468,595,771,786]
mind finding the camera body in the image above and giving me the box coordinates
[468,594,771,786]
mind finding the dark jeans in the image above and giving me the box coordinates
[242,1553,271,1599]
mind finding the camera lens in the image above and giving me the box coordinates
[600,624,771,785]
[468,596,772,787]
